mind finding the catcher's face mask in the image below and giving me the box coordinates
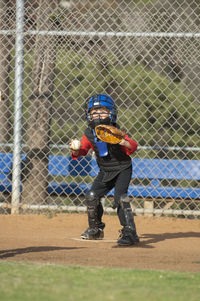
[89,107,110,120]
[88,107,111,128]
[85,94,117,126]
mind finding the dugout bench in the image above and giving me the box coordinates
[0,152,200,212]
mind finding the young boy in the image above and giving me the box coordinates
[69,94,139,246]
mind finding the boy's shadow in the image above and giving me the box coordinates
[0,246,85,259]
[114,232,200,249]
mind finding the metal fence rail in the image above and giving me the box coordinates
[0,0,200,218]
[2,29,200,38]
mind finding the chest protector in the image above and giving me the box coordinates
[85,127,131,172]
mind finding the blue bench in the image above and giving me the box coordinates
[0,153,200,201]
[0,153,92,195]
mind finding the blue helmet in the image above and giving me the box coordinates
[85,94,117,125]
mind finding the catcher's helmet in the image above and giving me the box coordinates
[85,94,117,125]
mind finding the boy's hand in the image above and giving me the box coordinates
[119,139,131,149]
[69,138,81,155]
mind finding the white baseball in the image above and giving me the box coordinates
[71,139,81,150]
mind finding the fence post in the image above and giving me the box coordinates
[11,0,24,214]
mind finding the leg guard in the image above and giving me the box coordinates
[117,194,139,245]
[81,191,105,240]
[86,190,99,230]
[117,195,136,232]
[97,202,105,230]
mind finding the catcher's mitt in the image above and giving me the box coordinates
[95,125,125,144]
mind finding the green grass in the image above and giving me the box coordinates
[0,261,200,301]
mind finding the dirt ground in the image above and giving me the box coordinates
[0,213,200,272]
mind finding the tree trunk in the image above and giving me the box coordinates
[21,0,57,205]
[0,0,12,152]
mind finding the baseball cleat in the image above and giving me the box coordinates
[81,227,104,240]
[117,227,139,246]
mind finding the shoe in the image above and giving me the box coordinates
[81,227,104,240]
[117,227,140,246]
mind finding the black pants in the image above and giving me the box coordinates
[89,166,132,227]
[91,166,132,205]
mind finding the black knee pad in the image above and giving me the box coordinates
[113,194,130,209]
[120,194,131,209]
[86,190,99,207]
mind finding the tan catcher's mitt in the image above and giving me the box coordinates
[95,125,125,144]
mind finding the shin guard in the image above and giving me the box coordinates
[86,190,100,230]
[118,195,137,234]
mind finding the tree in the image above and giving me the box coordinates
[21,0,58,205]
[0,0,13,151]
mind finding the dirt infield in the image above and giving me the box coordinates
[0,213,200,272]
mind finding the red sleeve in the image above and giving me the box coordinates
[72,134,94,159]
[120,134,138,155]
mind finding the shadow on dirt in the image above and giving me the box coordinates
[0,246,85,259]
[113,231,200,249]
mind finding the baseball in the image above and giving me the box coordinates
[71,139,81,150]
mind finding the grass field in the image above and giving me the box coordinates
[0,261,199,301]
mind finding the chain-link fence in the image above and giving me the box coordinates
[0,0,200,218]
